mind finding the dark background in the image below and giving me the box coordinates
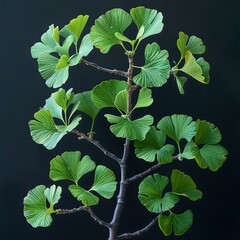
[1,0,239,239]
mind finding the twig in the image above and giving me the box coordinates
[82,59,129,77]
[117,214,161,239]
[56,206,110,228]
[71,129,121,163]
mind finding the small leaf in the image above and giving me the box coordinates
[90,8,132,53]
[92,80,129,108]
[138,174,179,213]
[73,91,101,120]
[55,35,74,57]
[175,76,187,94]
[136,25,145,40]
[90,165,117,199]
[135,126,175,163]
[158,210,193,236]
[23,185,62,228]
[69,185,99,206]
[114,89,128,113]
[157,114,196,144]
[130,7,164,41]
[50,151,96,183]
[105,114,153,141]
[171,169,202,201]
[186,35,206,55]
[133,88,153,109]
[177,32,188,60]
[133,43,170,87]
[115,32,132,43]
[196,57,210,84]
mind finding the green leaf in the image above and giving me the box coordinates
[175,76,187,94]
[50,151,96,184]
[115,32,132,43]
[195,119,222,145]
[55,35,74,57]
[73,91,101,120]
[186,35,206,55]
[24,185,62,228]
[157,114,196,144]
[114,89,128,113]
[92,80,129,108]
[177,32,188,60]
[130,6,164,41]
[90,165,117,199]
[134,126,175,163]
[31,25,58,58]
[69,185,99,206]
[196,57,210,84]
[65,15,89,44]
[138,174,179,213]
[133,43,170,87]
[158,210,193,236]
[191,144,227,171]
[171,169,202,201]
[133,88,153,109]
[105,114,153,141]
[90,8,132,53]
[180,51,205,83]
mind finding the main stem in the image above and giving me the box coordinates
[108,55,134,240]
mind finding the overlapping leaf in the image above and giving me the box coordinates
[138,174,179,213]
[171,169,202,201]
[134,126,175,163]
[23,185,62,228]
[158,210,193,236]
[133,43,170,87]
[90,8,132,53]
[105,114,153,141]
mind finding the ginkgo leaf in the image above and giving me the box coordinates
[158,210,193,236]
[138,174,179,213]
[90,8,132,53]
[73,91,101,120]
[186,35,206,55]
[50,151,96,184]
[90,165,117,199]
[177,32,188,60]
[157,114,196,144]
[134,126,175,163]
[55,36,74,57]
[92,80,129,108]
[69,185,99,206]
[196,57,210,84]
[24,185,62,228]
[105,114,153,141]
[114,89,128,113]
[175,76,187,95]
[130,6,164,41]
[171,169,202,201]
[133,43,170,87]
[133,88,153,110]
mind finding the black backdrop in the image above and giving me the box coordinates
[1,0,239,239]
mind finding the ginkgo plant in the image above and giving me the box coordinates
[23,6,228,240]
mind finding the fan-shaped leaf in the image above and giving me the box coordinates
[138,174,179,213]
[175,76,187,95]
[135,126,175,163]
[24,185,62,228]
[133,43,170,87]
[69,185,99,206]
[133,87,153,109]
[90,165,117,199]
[50,151,96,184]
[130,7,164,41]
[90,8,132,53]
[187,35,206,55]
[157,115,196,145]
[92,80,129,108]
[114,89,128,113]
[105,114,153,141]
[171,169,202,201]
[177,32,188,60]
[196,57,210,84]
[158,210,193,236]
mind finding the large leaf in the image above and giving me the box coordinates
[50,151,96,184]
[130,6,164,41]
[105,114,153,141]
[134,126,175,163]
[92,80,129,108]
[90,165,117,199]
[158,210,193,236]
[90,8,132,53]
[157,115,196,145]
[138,174,179,213]
[69,185,99,206]
[133,43,170,87]
[24,185,62,228]
[73,91,101,120]
[171,169,202,201]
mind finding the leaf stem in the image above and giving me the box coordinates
[117,214,161,239]
[81,59,129,77]
[71,129,121,163]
